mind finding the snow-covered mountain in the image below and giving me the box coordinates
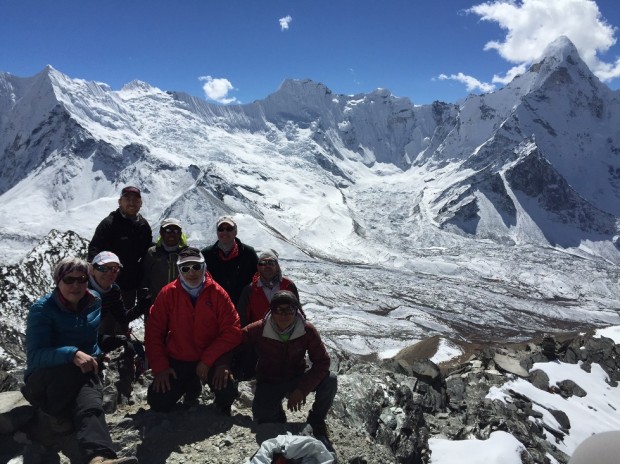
[1,36,619,360]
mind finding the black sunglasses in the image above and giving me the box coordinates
[94,264,121,273]
[272,305,296,315]
[61,275,89,285]
[217,226,235,232]
[258,260,277,266]
[180,263,204,273]
[163,228,181,234]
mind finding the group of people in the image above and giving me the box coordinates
[22,186,337,464]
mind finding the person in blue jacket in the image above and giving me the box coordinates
[21,257,138,464]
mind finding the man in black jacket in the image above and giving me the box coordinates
[88,186,153,308]
[201,216,258,309]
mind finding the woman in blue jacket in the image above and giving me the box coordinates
[22,257,137,464]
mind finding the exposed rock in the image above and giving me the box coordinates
[0,390,34,434]
[1,327,619,463]
[493,352,530,377]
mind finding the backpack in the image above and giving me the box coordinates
[248,434,336,464]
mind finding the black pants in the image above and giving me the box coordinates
[22,363,117,462]
[147,358,238,412]
[252,371,338,424]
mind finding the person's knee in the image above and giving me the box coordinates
[147,394,173,412]
[252,401,286,424]
[317,372,338,397]
[147,385,176,412]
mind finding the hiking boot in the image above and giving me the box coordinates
[88,456,139,464]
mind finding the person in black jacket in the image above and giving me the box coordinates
[201,216,258,309]
[88,251,151,404]
[88,186,153,308]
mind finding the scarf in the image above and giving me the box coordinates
[218,240,239,261]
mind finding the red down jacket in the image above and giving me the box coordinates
[146,274,241,375]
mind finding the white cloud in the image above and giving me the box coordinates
[279,15,292,31]
[438,73,496,93]
[468,0,620,82]
[491,63,528,85]
[199,75,239,104]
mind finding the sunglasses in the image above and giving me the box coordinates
[61,275,89,285]
[163,228,181,234]
[272,305,296,315]
[258,260,277,266]
[179,263,204,273]
[217,226,235,232]
[94,264,121,273]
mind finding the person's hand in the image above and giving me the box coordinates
[212,365,233,390]
[73,350,99,374]
[153,367,177,393]
[196,361,210,382]
[287,389,306,412]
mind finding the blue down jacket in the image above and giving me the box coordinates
[25,288,102,379]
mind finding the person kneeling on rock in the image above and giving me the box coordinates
[145,246,241,414]
[242,290,337,442]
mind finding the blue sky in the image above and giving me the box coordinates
[1,0,620,105]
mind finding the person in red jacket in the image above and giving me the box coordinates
[237,249,300,327]
[145,246,241,414]
[234,250,301,380]
[243,290,337,441]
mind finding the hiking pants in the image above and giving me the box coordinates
[147,358,238,412]
[253,371,338,424]
[22,363,117,462]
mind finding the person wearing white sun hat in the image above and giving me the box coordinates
[145,246,242,414]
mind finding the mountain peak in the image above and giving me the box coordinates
[529,36,587,75]
[538,35,580,65]
[120,79,161,95]
[273,78,333,98]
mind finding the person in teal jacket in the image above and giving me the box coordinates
[22,257,138,464]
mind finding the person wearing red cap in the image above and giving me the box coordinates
[88,186,152,308]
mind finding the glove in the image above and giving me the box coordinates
[136,287,152,315]
[99,334,128,353]
[100,286,126,322]
[126,288,152,321]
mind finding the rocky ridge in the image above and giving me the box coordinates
[1,325,618,463]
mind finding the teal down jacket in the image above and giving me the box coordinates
[25,288,102,379]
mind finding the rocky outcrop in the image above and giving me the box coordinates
[1,331,617,463]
